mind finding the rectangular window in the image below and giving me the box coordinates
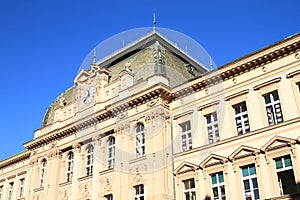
[40,160,47,187]
[264,90,283,125]
[135,124,145,157]
[180,121,192,151]
[211,172,226,200]
[134,184,144,200]
[183,178,196,200]
[234,102,250,135]
[19,178,25,198]
[275,155,297,195]
[0,185,3,200]
[107,138,115,169]
[241,164,260,200]
[67,153,74,182]
[8,182,14,200]
[206,112,220,144]
[104,194,113,200]
[86,146,94,176]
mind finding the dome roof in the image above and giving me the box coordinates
[41,28,214,128]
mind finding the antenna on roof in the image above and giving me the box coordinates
[153,13,157,31]
[209,56,213,70]
[93,48,97,64]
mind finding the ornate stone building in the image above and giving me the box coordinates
[0,30,300,200]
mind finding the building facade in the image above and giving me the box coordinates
[0,30,300,200]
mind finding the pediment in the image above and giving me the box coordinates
[74,69,90,83]
[199,154,227,169]
[261,136,296,152]
[173,161,198,176]
[229,145,260,161]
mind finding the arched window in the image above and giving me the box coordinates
[40,159,47,188]
[107,137,115,169]
[86,145,94,176]
[66,152,74,182]
[135,123,145,157]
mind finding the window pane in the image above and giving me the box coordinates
[242,167,249,177]
[254,189,260,199]
[252,178,258,188]
[243,180,250,190]
[190,179,195,188]
[273,90,279,101]
[218,173,224,183]
[249,165,256,175]
[275,159,283,169]
[284,156,292,167]
[220,185,226,195]
[211,174,217,184]
[212,187,219,198]
[264,95,271,104]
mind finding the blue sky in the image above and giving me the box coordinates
[0,0,299,161]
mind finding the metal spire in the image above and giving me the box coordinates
[93,48,96,64]
[153,13,157,31]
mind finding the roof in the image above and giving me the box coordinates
[41,30,210,128]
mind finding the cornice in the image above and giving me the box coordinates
[24,84,173,150]
[173,39,300,100]
[0,151,30,169]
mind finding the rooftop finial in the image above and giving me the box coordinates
[93,48,96,64]
[153,13,157,31]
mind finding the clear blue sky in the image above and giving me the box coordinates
[0,0,299,161]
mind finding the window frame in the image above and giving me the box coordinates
[86,145,94,176]
[8,182,14,200]
[180,121,192,152]
[135,123,145,157]
[274,155,297,195]
[104,193,113,200]
[233,101,250,135]
[40,159,47,188]
[66,152,74,182]
[205,112,220,144]
[263,90,283,126]
[210,172,226,200]
[19,178,25,198]
[0,185,2,200]
[134,184,145,200]
[240,164,260,200]
[182,178,196,200]
[107,137,116,169]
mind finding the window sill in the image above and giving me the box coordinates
[33,187,44,193]
[99,168,114,175]
[78,175,93,182]
[129,155,146,164]
[59,181,72,187]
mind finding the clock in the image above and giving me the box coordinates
[82,86,96,104]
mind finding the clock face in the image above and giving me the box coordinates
[82,86,96,104]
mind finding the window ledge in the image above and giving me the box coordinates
[99,168,114,176]
[286,69,300,78]
[59,181,72,187]
[253,77,281,90]
[33,187,44,193]
[78,175,93,182]
[129,155,146,164]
